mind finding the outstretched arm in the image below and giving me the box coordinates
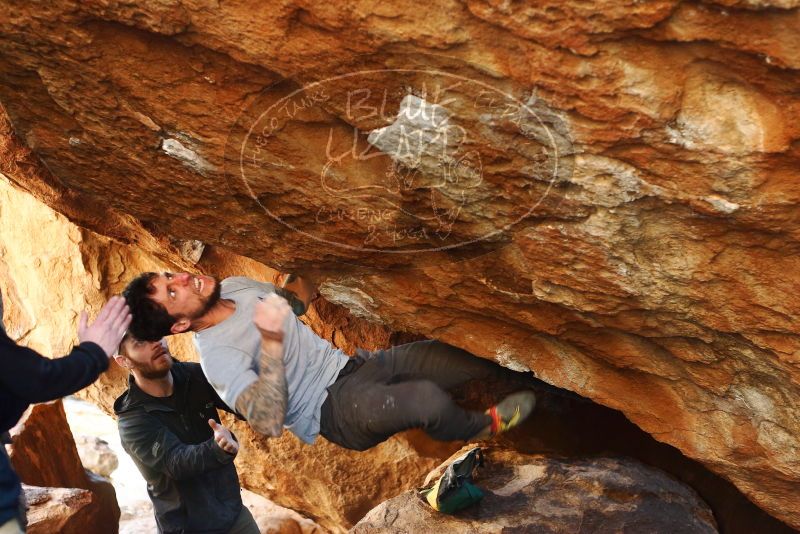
[234,294,290,437]
[0,295,130,403]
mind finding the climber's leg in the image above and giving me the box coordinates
[375,339,508,389]
[319,373,492,450]
[319,339,532,450]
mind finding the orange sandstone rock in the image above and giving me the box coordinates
[0,1,798,527]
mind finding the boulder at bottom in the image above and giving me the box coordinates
[353,448,718,533]
[242,489,323,534]
[9,400,120,533]
[23,485,93,534]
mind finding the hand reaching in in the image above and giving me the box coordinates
[254,293,291,342]
[280,273,319,305]
[208,419,239,455]
[78,296,131,358]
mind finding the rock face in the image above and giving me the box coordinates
[353,448,719,533]
[0,2,798,528]
[0,150,795,532]
[74,435,119,478]
[8,401,120,534]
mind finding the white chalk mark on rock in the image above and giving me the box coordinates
[703,195,740,214]
[161,138,216,175]
[495,343,531,373]
[319,280,383,324]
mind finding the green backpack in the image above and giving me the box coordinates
[420,447,484,514]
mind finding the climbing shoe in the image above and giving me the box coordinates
[486,390,536,436]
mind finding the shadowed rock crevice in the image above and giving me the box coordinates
[447,373,797,533]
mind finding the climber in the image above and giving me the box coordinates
[114,335,259,534]
[0,290,130,534]
[122,272,536,451]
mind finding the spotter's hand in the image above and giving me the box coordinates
[208,419,239,455]
[78,296,132,358]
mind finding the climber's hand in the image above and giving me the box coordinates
[254,294,290,342]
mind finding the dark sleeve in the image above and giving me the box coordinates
[199,367,243,418]
[273,287,308,317]
[210,385,241,417]
[0,328,108,403]
[119,413,234,482]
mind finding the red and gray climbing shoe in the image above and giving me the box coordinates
[487,391,536,436]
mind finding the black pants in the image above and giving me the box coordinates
[319,340,501,451]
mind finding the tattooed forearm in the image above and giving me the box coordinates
[235,338,287,437]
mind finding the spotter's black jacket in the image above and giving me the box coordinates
[114,361,242,534]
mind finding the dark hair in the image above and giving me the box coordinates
[123,272,176,342]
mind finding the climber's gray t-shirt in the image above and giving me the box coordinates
[194,277,349,444]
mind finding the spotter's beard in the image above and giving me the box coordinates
[130,354,173,379]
